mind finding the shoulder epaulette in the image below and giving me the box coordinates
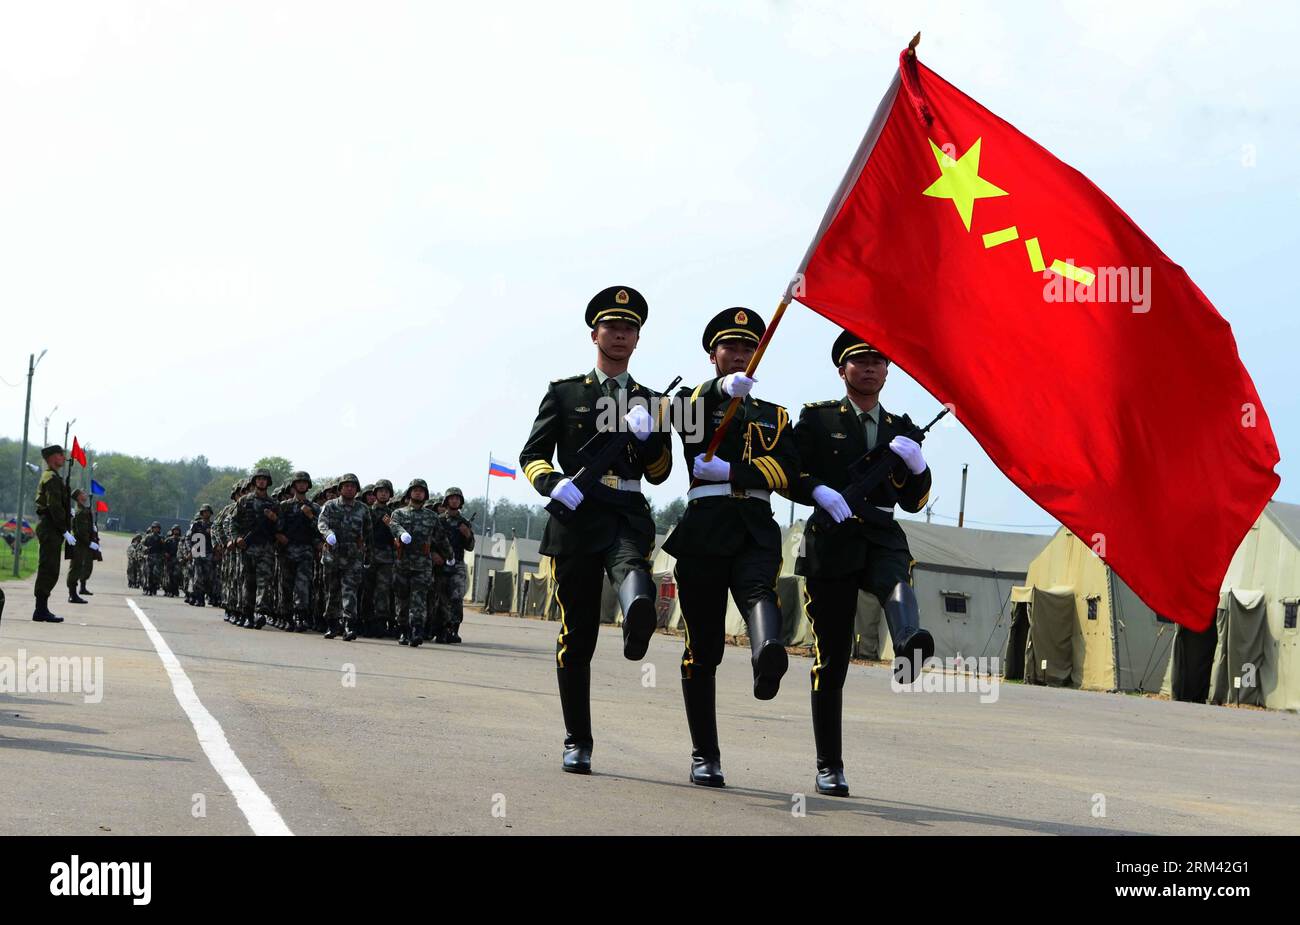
[804,399,839,409]
[550,373,584,385]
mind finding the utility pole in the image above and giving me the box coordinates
[12,350,46,577]
[958,463,969,528]
[42,404,58,446]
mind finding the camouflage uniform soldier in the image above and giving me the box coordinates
[127,535,143,588]
[232,467,284,629]
[435,486,476,644]
[317,473,371,641]
[162,525,183,596]
[366,478,398,637]
[219,480,243,622]
[142,522,166,595]
[187,505,216,606]
[389,479,453,647]
[279,472,321,633]
[65,490,96,605]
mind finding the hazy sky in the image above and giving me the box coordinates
[4,1,1296,532]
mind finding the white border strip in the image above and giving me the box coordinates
[127,598,292,836]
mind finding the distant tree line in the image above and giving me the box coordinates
[1,438,688,536]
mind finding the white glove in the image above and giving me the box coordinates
[63,531,76,546]
[325,531,337,546]
[400,531,412,545]
[624,405,653,442]
[550,478,584,511]
[90,542,100,551]
[692,454,731,482]
[719,373,755,398]
[812,485,852,524]
[889,435,927,475]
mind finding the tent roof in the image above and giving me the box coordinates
[900,520,1052,575]
[1266,501,1300,550]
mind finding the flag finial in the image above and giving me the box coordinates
[908,32,921,56]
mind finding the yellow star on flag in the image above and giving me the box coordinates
[922,137,1007,231]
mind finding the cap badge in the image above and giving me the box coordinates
[615,289,630,305]
[734,309,748,324]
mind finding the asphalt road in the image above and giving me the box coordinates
[2,534,1297,835]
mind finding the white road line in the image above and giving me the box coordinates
[127,598,293,836]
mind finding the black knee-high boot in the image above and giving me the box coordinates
[681,674,724,787]
[557,663,593,774]
[748,599,788,700]
[618,570,657,661]
[811,688,849,796]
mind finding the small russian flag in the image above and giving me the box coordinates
[488,456,516,480]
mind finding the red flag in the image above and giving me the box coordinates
[70,437,87,467]
[792,50,1279,630]
[95,500,109,513]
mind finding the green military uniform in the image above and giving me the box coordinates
[791,330,934,797]
[518,285,673,774]
[662,307,797,787]
[434,487,475,644]
[65,498,95,603]
[32,445,71,622]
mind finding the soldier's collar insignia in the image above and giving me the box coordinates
[615,289,630,305]
[886,415,893,423]
[840,404,848,413]
[831,432,847,439]
[583,377,592,385]
[734,309,748,324]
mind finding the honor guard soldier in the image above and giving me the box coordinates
[792,330,934,797]
[519,285,674,774]
[663,307,798,788]
[32,445,72,623]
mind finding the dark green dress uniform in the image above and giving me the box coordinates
[792,330,933,796]
[32,446,71,622]
[65,502,94,603]
[663,307,798,787]
[519,285,673,774]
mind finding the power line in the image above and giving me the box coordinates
[921,510,1058,530]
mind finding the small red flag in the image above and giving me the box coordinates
[792,50,1279,630]
[95,500,109,513]
[70,437,87,467]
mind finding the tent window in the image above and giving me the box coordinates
[1286,601,1298,630]
[943,593,968,615]
[1087,597,1098,621]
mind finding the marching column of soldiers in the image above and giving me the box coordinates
[521,286,935,797]
[126,468,476,647]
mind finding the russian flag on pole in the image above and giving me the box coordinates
[488,456,516,479]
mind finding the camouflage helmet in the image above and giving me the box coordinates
[430,491,446,508]
[443,486,465,504]
[361,483,376,498]
[230,480,243,500]
[338,473,361,490]
[131,534,142,543]
[250,466,272,482]
[291,470,312,488]
[170,524,182,534]
[403,477,429,500]
[199,503,213,514]
[374,478,395,496]
[150,521,162,530]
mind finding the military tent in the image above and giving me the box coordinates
[1162,501,1300,711]
[1004,527,1173,692]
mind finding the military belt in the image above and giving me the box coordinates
[687,484,771,503]
[599,474,642,492]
